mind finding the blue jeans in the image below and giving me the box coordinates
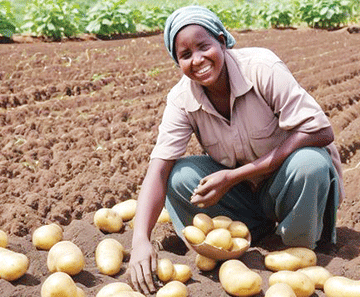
[165,147,339,249]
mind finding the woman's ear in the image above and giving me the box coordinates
[217,33,227,49]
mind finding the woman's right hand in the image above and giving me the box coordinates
[129,237,158,294]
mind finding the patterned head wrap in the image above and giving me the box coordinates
[164,5,236,63]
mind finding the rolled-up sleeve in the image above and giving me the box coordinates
[150,98,193,160]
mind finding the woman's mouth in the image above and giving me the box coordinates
[195,65,212,76]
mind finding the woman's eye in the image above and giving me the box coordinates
[181,52,191,59]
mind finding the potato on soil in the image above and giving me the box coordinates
[193,213,214,235]
[324,276,360,297]
[195,254,218,271]
[156,280,188,297]
[204,228,233,250]
[219,259,262,296]
[157,258,175,283]
[32,223,63,250]
[228,221,250,238]
[0,247,29,281]
[157,208,171,223]
[96,282,133,297]
[47,240,85,276]
[269,270,315,297]
[265,283,296,297]
[212,215,232,229]
[182,225,205,245]
[96,238,124,276]
[41,271,85,297]
[112,199,137,221]
[94,208,123,233]
[0,230,8,248]
[298,266,332,289]
[265,247,317,271]
[172,264,192,283]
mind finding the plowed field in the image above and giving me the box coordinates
[0,28,360,296]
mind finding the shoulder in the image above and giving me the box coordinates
[167,75,201,112]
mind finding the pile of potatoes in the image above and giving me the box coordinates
[0,199,175,297]
[2,201,360,297]
[182,213,251,261]
[263,247,360,297]
[94,199,171,233]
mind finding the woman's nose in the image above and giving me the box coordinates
[192,51,204,65]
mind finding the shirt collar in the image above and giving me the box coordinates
[183,49,253,113]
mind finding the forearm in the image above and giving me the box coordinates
[132,158,175,246]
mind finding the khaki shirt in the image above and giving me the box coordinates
[151,48,344,200]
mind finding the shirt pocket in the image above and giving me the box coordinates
[248,117,284,157]
[200,137,233,168]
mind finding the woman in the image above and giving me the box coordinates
[129,5,344,294]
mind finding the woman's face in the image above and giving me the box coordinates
[174,25,227,88]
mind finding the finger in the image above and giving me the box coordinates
[190,194,207,208]
[141,260,156,293]
[151,252,158,275]
[130,265,142,293]
[134,264,150,295]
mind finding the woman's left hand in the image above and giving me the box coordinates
[190,170,232,208]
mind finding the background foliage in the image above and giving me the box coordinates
[1,0,360,39]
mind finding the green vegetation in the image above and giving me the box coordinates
[1,0,360,40]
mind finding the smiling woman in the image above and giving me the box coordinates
[128,5,344,295]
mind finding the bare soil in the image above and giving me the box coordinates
[0,27,360,297]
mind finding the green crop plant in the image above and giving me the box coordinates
[257,0,296,28]
[85,0,136,37]
[298,0,357,29]
[20,0,82,40]
[0,1,17,38]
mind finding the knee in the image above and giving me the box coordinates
[289,148,332,181]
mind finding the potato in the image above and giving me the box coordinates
[195,254,217,271]
[269,270,315,297]
[193,213,214,235]
[41,271,85,297]
[228,221,250,238]
[204,228,232,250]
[0,230,8,248]
[265,247,317,271]
[157,208,171,223]
[182,226,205,245]
[156,280,188,297]
[265,283,296,297]
[231,237,250,252]
[298,266,332,289]
[0,247,29,281]
[172,264,192,283]
[32,223,63,250]
[96,282,133,297]
[212,215,232,229]
[157,258,175,282]
[96,238,124,276]
[110,293,146,297]
[324,276,360,297]
[112,199,137,221]
[47,240,85,276]
[94,208,123,233]
[219,259,262,296]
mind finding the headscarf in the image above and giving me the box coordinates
[164,5,236,63]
